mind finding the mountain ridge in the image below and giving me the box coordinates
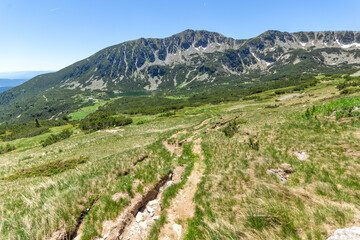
[1,29,360,123]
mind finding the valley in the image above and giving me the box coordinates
[0,75,359,239]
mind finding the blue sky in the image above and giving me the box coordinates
[0,0,359,72]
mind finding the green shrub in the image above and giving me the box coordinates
[2,156,88,180]
[41,129,73,147]
[79,111,132,131]
[0,143,15,154]
[340,87,360,95]
[222,120,238,138]
[0,119,67,141]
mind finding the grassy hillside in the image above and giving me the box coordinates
[0,75,359,239]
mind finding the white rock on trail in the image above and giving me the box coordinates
[146,206,154,213]
[172,224,182,238]
[139,221,147,229]
[136,212,143,222]
[327,227,360,240]
[148,200,158,206]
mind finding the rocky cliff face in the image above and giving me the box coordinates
[50,30,360,92]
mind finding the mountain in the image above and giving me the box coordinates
[1,30,360,124]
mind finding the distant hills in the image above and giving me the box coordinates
[0,71,53,93]
[0,71,53,79]
[0,30,360,123]
[0,87,12,93]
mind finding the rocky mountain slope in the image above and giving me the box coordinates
[1,30,360,123]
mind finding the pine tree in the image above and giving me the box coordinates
[34,118,41,128]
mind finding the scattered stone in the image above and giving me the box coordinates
[267,164,294,183]
[294,151,308,161]
[331,111,337,117]
[136,212,143,223]
[147,206,154,214]
[172,224,182,238]
[148,199,159,206]
[152,216,160,220]
[353,107,360,112]
[139,221,147,229]
[327,227,360,240]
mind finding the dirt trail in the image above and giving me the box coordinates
[158,138,205,240]
[162,130,188,156]
[98,166,185,240]
[194,118,211,129]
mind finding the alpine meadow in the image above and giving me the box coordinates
[0,1,360,239]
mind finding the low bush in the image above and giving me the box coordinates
[2,156,88,181]
[79,111,132,131]
[222,120,239,138]
[41,129,73,147]
[0,143,15,154]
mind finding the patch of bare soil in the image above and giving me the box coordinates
[162,131,188,157]
[158,138,205,240]
[98,127,125,133]
[162,140,182,157]
[194,118,211,129]
[278,93,302,101]
[146,125,187,133]
[227,104,249,111]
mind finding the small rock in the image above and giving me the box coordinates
[139,221,147,229]
[148,200,158,206]
[267,169,287,183]
[152,216,160,220]
[173,224,182,237]
[327,227,360,240]
[353,107,360,112]
[146,206,154,213]
[136,212,143,222]
[331,111,337,117]
[294,151,308,161]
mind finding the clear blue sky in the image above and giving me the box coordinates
[1,0,359,72]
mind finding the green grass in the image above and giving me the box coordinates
[2,156,88,180]
[0,75,359,239]
[68,102,106,121]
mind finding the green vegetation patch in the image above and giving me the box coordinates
[2,156,88,181]
[299,97,360,120]
[0,119,68,141]
[79,111,132,131]
[41,129,73,147]
[0,143,15,154]
[68,102,106,121]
